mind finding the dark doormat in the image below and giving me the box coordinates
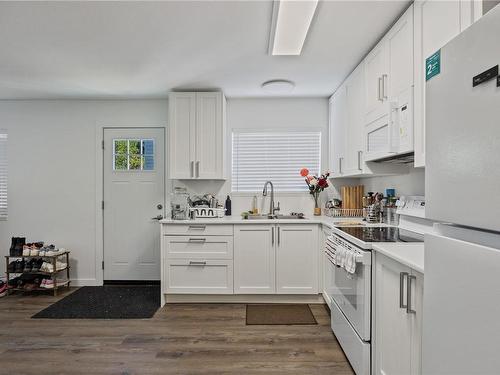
[246,304,318,325]
[32,285,160,319]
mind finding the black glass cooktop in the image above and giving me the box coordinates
[337,226,424,243]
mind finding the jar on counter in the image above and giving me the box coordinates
[170,187,190,220]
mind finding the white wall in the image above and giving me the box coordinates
[359,167,425,197]
[0,100,167,284]
[175,97,338,216]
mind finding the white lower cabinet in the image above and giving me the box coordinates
[163,223,319,297]
[276,224,318,294]
[234,225,275,294]
[165,259,233,294]
[373,252,423,375]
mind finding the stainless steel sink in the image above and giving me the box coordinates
[243,214,306,220]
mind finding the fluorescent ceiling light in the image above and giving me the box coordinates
[270,0,319,56]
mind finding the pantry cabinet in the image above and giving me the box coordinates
[373,252,423,375]
[169,92,226,179]
[233,225,275,294]
[413,0,482,167]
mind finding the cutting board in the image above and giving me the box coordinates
[342,185,364,209]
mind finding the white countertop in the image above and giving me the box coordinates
[372,242,424,274]
[159,215,364,227]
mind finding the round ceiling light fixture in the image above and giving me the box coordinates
[261,79,295,94]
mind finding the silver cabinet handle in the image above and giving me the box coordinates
[188,225,206,230]
[382,74,388,99]
[190,161,194,178]
[272,227,274,246]
[196,161,200,178]
[189,261,207,266]
[400,272,409,308]
[188,238,206,242]
[378,76,383,101]
[357,151,363,171]
[407,275,417,314]
[338,157,343,174]
[277,227,281,246]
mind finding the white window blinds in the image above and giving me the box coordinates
[232,130,321,192]
[0,131,7,220]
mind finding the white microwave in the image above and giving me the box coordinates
[364,89,413,162]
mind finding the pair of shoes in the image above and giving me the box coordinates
[40,279,56,289]
[40,261,67,273]
[7,261,16,272]
[9,237,26,256]
[15,260,25,273]
[0,280,7,297]
[31,259,44,272]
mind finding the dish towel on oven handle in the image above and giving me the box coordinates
[326,235,357,275]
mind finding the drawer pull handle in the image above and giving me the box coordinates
[189,261,207,266]
[188,225,206,230]
[188,238,206,243]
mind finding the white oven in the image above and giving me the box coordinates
[325,233,371,375]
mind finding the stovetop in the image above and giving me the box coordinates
[336,226,424,243]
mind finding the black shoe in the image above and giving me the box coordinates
[15,260,25,273]
[23,259,34,273]
[32,259,44,272]
[14,237,25,257]
[7,261,16,272]
[9,237,17,256]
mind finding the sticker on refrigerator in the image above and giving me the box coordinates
[426,50,441,81]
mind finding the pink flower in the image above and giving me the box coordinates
[300,168,309,177]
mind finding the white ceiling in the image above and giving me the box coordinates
[0,1,410,99]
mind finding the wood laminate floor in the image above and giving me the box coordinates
[0,288,354,375]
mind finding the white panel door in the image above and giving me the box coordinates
[423,233,500,374]
[195,92,223,179]
[169,93,196,178]
[104,127,165,280]
[234,225,275,294]
[276,224,318,294]
[373,252,412,375]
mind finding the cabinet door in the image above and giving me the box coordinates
[329,86,347,177]
[276,224,318,294]
[195,92,224,179]
[373,252,412,375]
[234,225,275,294]
[364,40,387,123]
[413,0,481,167]
[169,93,196,179]
[409,270,423,375]
[344,63,365,175]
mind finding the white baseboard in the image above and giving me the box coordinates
[164,294,326,304]
[70,278,99,287]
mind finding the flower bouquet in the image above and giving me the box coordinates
[300,168,330,216]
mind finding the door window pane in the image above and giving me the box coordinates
[113,139,155,171]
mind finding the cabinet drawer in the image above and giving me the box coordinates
[165,236,233,259]
[165,259,233,294]
[163,224,233,236]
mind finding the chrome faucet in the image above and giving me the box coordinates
[262,181,280,217]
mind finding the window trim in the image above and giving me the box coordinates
[231,128,323,193]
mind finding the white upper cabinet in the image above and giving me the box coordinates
[413,0,482,167]
[169,92,226,179]
[364,5,414,162]
[329,85,347,177]
[365,40,388,124]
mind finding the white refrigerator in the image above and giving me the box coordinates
[424,5,500,375]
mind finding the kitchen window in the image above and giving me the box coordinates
[232,130,321,192]
[0,130,7,220]
[113,139,154,171]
